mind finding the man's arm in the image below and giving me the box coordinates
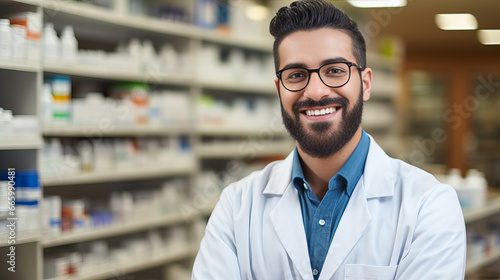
[395,184,467,279]
[192,187,241,279]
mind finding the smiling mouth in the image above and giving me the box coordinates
[303,106,340,116]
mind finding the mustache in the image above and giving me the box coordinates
[292,97,349,114]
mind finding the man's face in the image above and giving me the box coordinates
[275,28,372,158]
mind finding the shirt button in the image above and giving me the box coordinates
[313,269,319,276]
[303,183,308,190]
[319,219,326,226]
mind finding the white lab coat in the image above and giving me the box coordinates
[192,136,466,280]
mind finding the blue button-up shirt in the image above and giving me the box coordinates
[292,131,370,279]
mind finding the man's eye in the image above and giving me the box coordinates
[326,68,344,74]
[289,72,305,79]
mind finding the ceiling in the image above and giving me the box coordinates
[325,0,500,57]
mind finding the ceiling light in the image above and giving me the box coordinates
[348,0,407,8]
[478,29,500,45]
[435,13,478,30]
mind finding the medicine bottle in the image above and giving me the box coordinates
[0,19,12,58]
[61,25,77,62]
[44,22,60,61]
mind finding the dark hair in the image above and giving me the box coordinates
[269,0,366,72]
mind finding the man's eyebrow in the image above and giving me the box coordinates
[280,62,308,70]
[280,57,351,70]
[320,57,350,65]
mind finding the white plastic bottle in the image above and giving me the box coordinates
[43,22,60,61]
[42,83,53,125]
[60,25,78,62]
[0,19,12,59]
[11,24,26,60]
[447,168,463,189]
[464,169,488,208]
[0,109,13,136]
[447,168,466,208]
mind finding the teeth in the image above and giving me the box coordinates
[306,107,337,116]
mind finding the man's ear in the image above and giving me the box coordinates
[275,77,282,100]
[361,67,372,102]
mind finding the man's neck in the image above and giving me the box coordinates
[297,128,363,200]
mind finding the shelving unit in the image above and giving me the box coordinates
[0,136,43,150]
[463,196,500,276]
[0,59,40,72]
[0,230,40,247]
[41,158,195,187]
[466,249,500,276]
[197,80,275,95]
[43,62,192,85]
[464,196,500,224]
[196,125,287,137]
[30,0,271,50]
[197,141,293,159]
[0,1,285,279]
[43,125,192,137]
[42,211,193,248]
[44,244,198,280]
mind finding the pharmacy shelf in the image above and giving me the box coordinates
[198,79,275,95]
[463,196,500,224]
[0,136,43,150]
[45,244,198,280]
[43,211,193,248]
[197,141,293,159]
[0,59,40,72]
[367,52,400,71]
[0,229,40,247]
[31,0,271,51]
[466,248,500,275]
[43,124,191,137]
[42,158,195,187]
[43,62,192,85]
[196,124,288,137]
[43,63,276,92]
[39,0,197,39]
[9,0,39,5]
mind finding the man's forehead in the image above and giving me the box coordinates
[278,28,355,67]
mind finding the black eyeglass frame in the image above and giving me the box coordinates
[276,61,364,92]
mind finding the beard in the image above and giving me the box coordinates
[281,88,364,158]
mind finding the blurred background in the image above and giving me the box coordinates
[0,0,499,279]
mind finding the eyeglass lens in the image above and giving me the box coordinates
[280,62,352,91]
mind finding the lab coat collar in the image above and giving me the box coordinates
[269,181,313,280]
[262,134,395,199]
[266,134,396,280]
[262,151,294,195]
[362,134,395,199]
[320,135,394,279]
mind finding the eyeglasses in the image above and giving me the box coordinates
[276,61,364,92]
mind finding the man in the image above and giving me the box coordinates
[192,1,466,279]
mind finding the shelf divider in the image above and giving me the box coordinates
[42,158,195,186]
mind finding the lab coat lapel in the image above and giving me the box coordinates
[269,182,313,280]
[319,135,392,279]
[319,178,372,279]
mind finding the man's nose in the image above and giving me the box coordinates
[303,72,330,101]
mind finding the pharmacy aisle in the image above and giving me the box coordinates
[0,0,290,279]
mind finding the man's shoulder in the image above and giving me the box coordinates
[389,157,453,198]
[365,136,447,198]
[222,157,289,200]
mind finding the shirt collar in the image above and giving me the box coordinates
[334,130,370,197]
[291,130,370,196]
[292,147,307,191]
